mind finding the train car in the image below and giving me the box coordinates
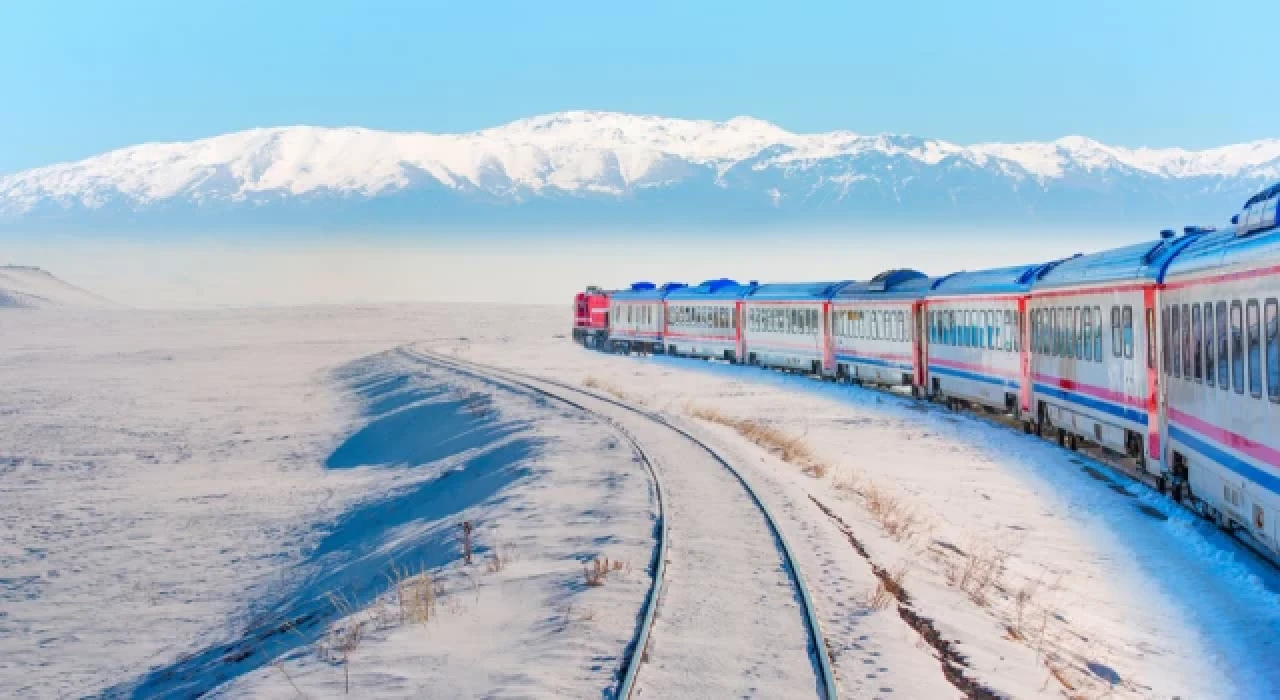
[1159,185,1280,554]
[663,278,758,362]
[742,281,854,374]
[830,269,932,393]
[924,263,1057,416]
[572,286,611,348]
[1027,232,1204,471]
[608,282,686,354]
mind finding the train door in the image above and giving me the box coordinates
[1143,287,1164,467]
[913,303,927,389]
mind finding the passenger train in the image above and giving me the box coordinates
[571,183,1280,561]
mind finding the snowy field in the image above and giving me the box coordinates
[2,304,1279,699]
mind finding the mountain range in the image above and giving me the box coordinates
[2,111,1277,232]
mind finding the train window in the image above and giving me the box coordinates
[1030,310,1038,354]
[1204,304,1215,387]
[1217,301,1230,389]
[1248,300,1262,398]
[813,309,820,336]
[1161,307,1171,375]
[1093,307,1102,362]
[1231,301,1245,394]
[1077,307,1086,359]
[1110,307,1120,358]
[1171,306,1182,377]
[872,311,879,339]
[1192,304,1203,381]
[1004,310,1013,352]
[1061,308,1071,359]
[1049,308,1058,356]
[1082,310,1093,361]
[1178,304,1190,374]
[989,310,997,350]
[1266,299,1279,402]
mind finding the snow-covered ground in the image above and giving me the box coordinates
[3,304,1278,699]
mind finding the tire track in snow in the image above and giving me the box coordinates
[404,348,838,700]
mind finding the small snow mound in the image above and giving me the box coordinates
[0,265,120,309]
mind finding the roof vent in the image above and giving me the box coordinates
[629,281,657,291]
[1159,229,1176,240]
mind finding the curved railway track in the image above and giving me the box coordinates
[402,347,838,700]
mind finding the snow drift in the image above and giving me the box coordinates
[0,265,118,309]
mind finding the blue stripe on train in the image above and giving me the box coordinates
[1032,383,1147,425]
[1170,424,1280,496]
[930,364,1020,389]
[836,354,912,371]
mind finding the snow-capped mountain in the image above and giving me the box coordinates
[2,111,1277,231]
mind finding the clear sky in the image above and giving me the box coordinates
[1,0,1274,175]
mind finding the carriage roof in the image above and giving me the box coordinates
[927,262,1056,297]
[833,269,932,301]
[609,281,687,301]
[665,278,757,301]
[747,280,854,301]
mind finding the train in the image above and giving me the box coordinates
[571,182,1280,561]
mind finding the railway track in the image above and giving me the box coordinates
[402,347,838,700]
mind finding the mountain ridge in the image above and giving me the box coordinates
[2,111,1277,231]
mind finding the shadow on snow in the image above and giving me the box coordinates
[104,359,539,698]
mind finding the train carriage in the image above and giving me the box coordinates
[1160,188,1280,553]
[742,281,854,374]
[663,278,758,362]
[830,269,932,392]
[1027,233,1204,471]
[924,264,1053,416]
[609,282,686,354]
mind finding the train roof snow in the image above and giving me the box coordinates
[748,280,855,301]
[665,278,758,301]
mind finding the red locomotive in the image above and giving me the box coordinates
[572,286,611,348]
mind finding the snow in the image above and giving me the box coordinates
[3,302,1278,698]
[0,265,120,309]
[4,111,1279,214]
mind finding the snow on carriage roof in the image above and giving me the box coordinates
[747,280,855,300]
[664,278,757,301]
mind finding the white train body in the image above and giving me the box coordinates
[1159,204,1280,551]
[581,183,1280,559]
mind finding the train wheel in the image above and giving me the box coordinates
[1021,421,1032,434]
[1057,428,1066,447]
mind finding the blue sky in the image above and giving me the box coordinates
[1,0,1273,174]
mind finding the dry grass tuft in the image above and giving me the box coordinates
[863,563,910,610]
[485,542,516,574]
[687,404,831,478]
[861,482,929,543]
[942,538,1013,607]
[583,556,625,587]
[582,376,636,402]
